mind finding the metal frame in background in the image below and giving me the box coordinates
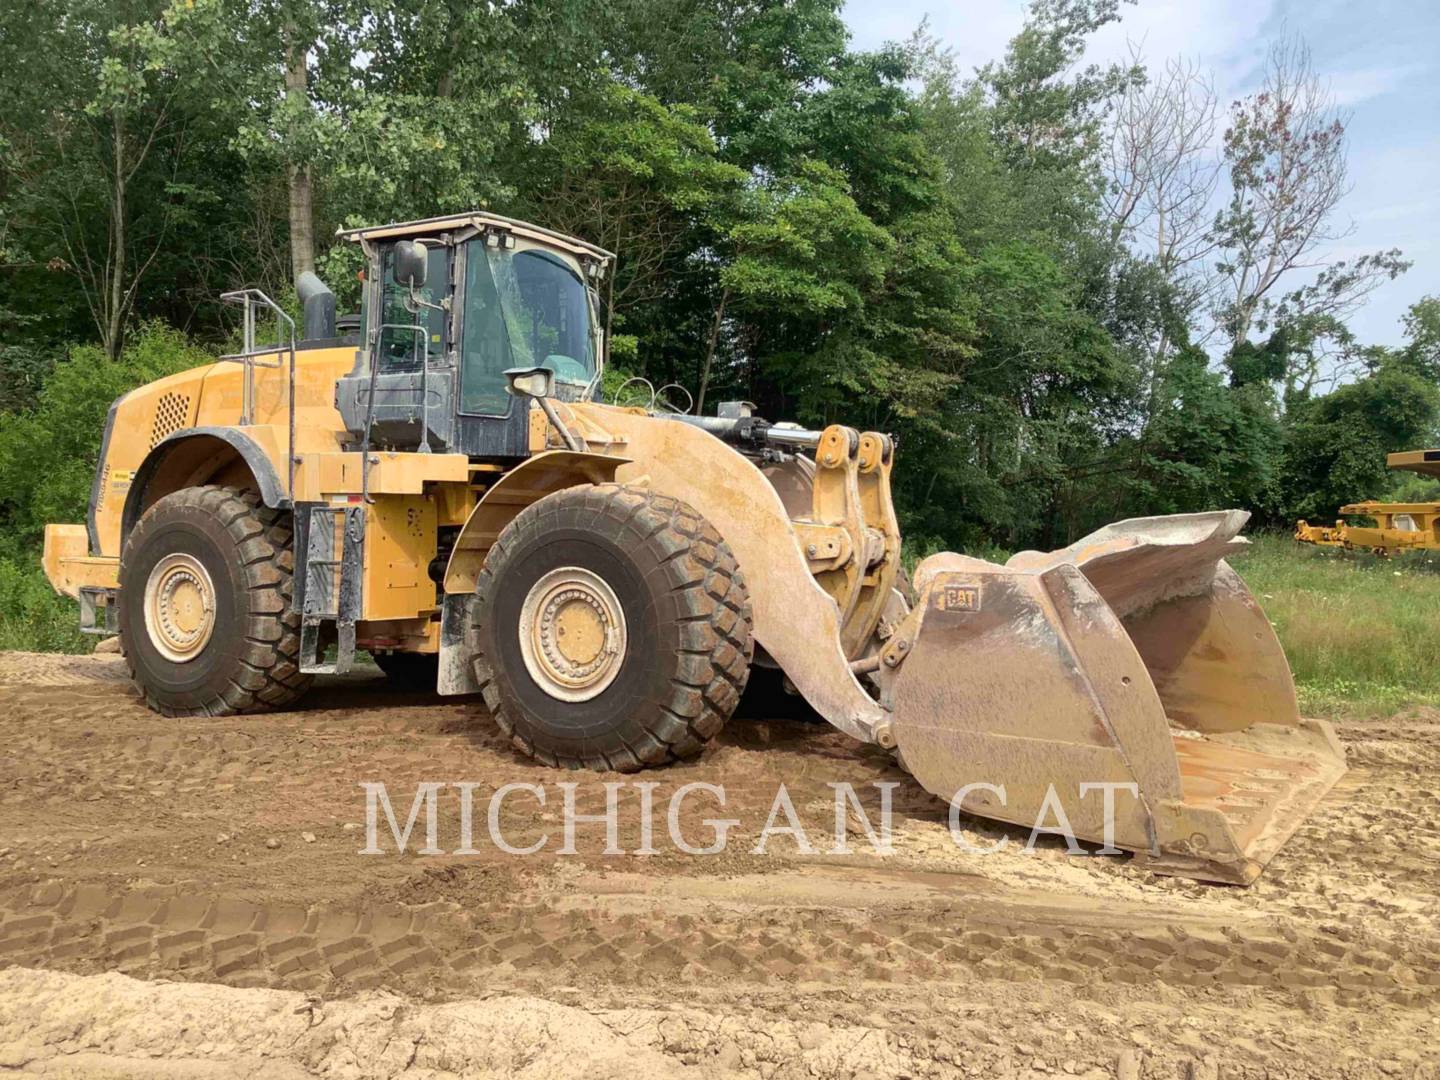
[1295,449,1440,554]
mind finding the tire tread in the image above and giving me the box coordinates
[472,483,753,771]
[120,485,311,716]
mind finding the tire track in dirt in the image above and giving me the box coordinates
[1,870,1434,1008]
[1,651,1437,1028]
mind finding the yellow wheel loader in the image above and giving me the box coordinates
[41,212,1344,884]
[1296,449,1440,554]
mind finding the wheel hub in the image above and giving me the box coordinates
[143,553,216,663]
[518,567,627,702]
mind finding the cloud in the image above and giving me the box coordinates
[843,0,1026,73]
[1361,199,1440,227]
[1087,0,1275,89]
[1324,64,1425,107]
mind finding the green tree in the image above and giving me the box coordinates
[1124,345,1281,517]
[1396,296,1440,381]
[521,82,747,349]
[0,324,209,546]
[158,0,572,292]
[698,160,894,414]
[0,0,207,359]
[1280,358,1440,522]
[980,0,1139,175]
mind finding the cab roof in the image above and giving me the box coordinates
[336,211,615,264]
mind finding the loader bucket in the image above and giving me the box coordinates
[887,511,1345,884]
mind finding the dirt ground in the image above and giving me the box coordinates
[0,651,1436,1079]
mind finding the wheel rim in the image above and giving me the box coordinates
[143,553,217,663]
[517,566,628,702]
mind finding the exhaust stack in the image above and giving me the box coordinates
[297,270,336,343]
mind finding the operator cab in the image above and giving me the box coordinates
[334,212,613,458]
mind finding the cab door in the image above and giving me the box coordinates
[336,240,456,452]
[452,233,600,460]
[450,236,531,458]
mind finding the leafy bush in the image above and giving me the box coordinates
[1383,471,1440,503]
[0,557,89,652]
[0,323,211,652]
[0,322,209,547]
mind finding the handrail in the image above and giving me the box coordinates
[218,289,297,504]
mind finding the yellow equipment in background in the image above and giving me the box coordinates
[41,211,1345,885]
[1295,450,1440,554]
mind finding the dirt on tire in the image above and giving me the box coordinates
[472,483,753,771]
[0,649,1436,1078]
[118,485,311,716]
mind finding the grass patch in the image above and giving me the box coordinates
[0,555,90,653]
[1230,532,1440,717]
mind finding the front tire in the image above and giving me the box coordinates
[118,486,311,716]
[472,483,753,770]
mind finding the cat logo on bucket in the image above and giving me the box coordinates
[934,581,981,612]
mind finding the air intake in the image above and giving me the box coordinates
[149,392,191,448]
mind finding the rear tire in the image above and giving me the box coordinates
[472,483,753,770]
[118,486,311,716]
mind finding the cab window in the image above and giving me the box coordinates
[459,241,595,415]
[376,244,449,373]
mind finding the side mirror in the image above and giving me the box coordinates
[393,240,428,290]
[504,366,555,399]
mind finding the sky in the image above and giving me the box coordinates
[842,0,1440,348]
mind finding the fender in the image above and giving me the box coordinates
[442,449,628,595]
[87,393,127,552]
[121,427,287,541]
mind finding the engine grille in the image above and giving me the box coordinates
[149,393,191,448]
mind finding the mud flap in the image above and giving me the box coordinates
[888,512,1346,885]
[437,592,480,695]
